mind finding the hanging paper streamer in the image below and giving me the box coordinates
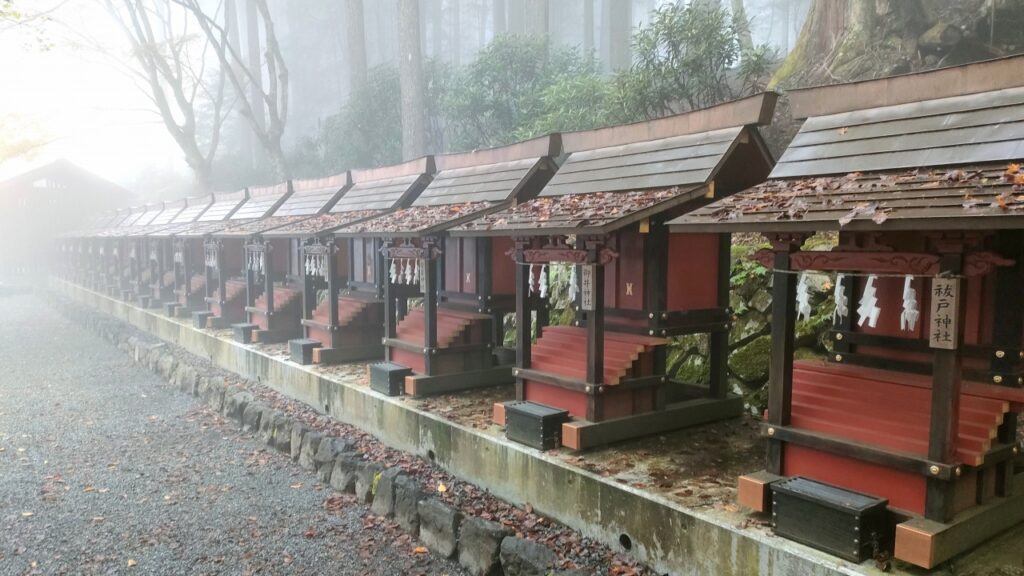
[795,272,811,322]
[404,258,414,284]
[528,265,535,295]
[568,265,578,302]
[900,275,920,332]
[412,259,420,285]
[539,265,548,298]
[857,275,881,328]
[149,249,158,263]
[833,273,848,323]
[389,259,398,283]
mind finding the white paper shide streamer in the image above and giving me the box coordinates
[528,264,536,295]
[795,272,811,322]
[857,274,881,328]
[900,275,920,331]
[832,273,848,323]
[538,265,548,298]
[568,265,578,302]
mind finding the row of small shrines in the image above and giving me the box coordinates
[58,56,1024,569]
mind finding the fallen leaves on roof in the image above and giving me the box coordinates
[457,188,690,232]
[703,162,1024,227]
[216,215,312,236]
[343,202,493,234]
[265,210,384,235]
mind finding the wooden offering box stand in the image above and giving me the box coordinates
[264,157,434,366]
[456,93,778,450]
[671,56,1024,569]
[221,176,351,344]
[337,135,561,397]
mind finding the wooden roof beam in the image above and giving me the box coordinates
[788,55,1024,119]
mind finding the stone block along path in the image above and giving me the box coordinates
[0,291,467,575]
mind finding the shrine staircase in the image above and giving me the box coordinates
[784,360,1014,515]
[208,278,247,323]
[247,284,302,332]
[175,274,206,307]
[390,307,491,374]
[522,325,668,421]
[303,293,383,347]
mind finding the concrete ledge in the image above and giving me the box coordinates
[51,279,863,576]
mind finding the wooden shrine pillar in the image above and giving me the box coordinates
[645,220,668,408]
[766,235,802,475]
[214,241,226,308]
[382,244,397,362]
[585,262,606,423]
[181,240,193,303]
[326,242,339,329]
[204,241,216,303]
[263,241,275,317]
[301,241,315,321]
[244,243,258,310]
[925,252,965,522]
[708,232,732,399]
[514,257,532,400]
[477,237,501,346]
[992,231,1023,497]
[423,245,440,376]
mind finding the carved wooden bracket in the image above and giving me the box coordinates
[751,249,1014,277]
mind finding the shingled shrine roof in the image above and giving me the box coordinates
[669,56,1024,233]
[229,182,291,221]
[454,93,778,236]
[148,198,189,227]
[271,172,350,217]
[168,195,213,224]
[337,135,559,237]
[265,159,434,237]
[197,189,248,222]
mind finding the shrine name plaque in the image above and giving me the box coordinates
[580,265,595,311]
[929,277,960,350]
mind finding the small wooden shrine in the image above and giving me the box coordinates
[97,202,165,302]
[336,135,561,396]
[262,158,434,365]
[140,195,214,308]
[670,56,1024,568]
[455,93,778,450]
[220,175,351,344]
[147,188,251,322]
[123,197,196,307]
[64,210,122,288]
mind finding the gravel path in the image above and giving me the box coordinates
[0,292,468,576]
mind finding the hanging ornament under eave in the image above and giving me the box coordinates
[404,258,414,285]
[857,275,881,328]
[528,264,536,295]
[900,275,920,332]
[795,272,811,322]
[539,265,549,298]
[389,259,398,284]
[833,273,848,323]
[412,259,420,285]
[568,265,578,303]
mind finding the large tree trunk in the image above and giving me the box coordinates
[731,0,754,53]
[244,0,266,132]
[523,0,548,36]
[493,0,505,36]
[607,0,631,70]
[398,0,427,160]
[451,0,461,65]
[345,0,367,89]
[583,0,594,55]
[771,0,930,88]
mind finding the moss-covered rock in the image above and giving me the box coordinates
[729,334,770,386]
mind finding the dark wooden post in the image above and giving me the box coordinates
[766,236,801,475]
[181,239,192,303]
[215,241,226,308]
[300,242,314,324]
[263,240,275,321]
[645,222,668,408]
[327,241,340,346]
[586,261,606,422]
[245,243,257,310]
[383,247,396,362]
[992,231,1022,497]
[708,232,732,399]
[204,242,215,303]
[423,244,439,376]
[925,252,965,522]
[514,250,532,401]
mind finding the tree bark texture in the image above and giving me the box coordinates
[398,0,427,160]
